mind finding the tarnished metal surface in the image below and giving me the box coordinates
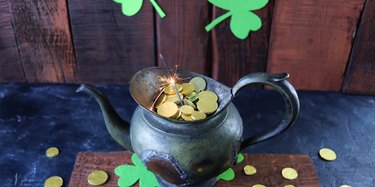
[78,67,300,186]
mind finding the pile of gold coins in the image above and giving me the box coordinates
[154,77,219,121]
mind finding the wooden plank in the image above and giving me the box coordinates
[156,1,210,75]
[8,0,77,83]
[343,0,375,95]
[211,1,274,86]
[267,0,365,91]
[68,0,155,83]
[70,151,319,186]
[0,0,24,82]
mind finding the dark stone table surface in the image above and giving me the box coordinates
[0,83,374,186]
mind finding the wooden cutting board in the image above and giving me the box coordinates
[69,151,319,187]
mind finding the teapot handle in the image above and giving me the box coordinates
[231,73,300,150]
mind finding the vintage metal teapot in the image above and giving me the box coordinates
[77,67,299,187]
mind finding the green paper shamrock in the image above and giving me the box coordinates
[205,0,269,39]
[113,0,166,18]
[218,153,245,181]
[115,154,161,187]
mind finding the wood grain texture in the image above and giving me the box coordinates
[343,0,375,95]
[156,0,211,75]
[69,151,319,186]
[211,1,274,86]
[68,0,155,83]
[0,0,24,82]
[267,0,365,91]
[8,0,77,82]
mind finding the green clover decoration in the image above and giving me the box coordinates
[115,153,245,186]
[218,153,245,181]
[113,0,166,18]
[205,0,269,39]
[115,154,160,187]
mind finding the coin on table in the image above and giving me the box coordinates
[252,184,266,187]
[281,167,298,180]
[164,84,182,95]
[189,77,206,92]
[197,100,218,115]
[198,91,218,102]
[181,114,194,121]
[157,102,178,118]
[243,165,257,175]
[319,148,337,161]
[44,176,63,187]
[191,111,207,120]
[284,185,295,187]
[87,170,109,186]
[46,147,59,158]
[180,105,194,115]
[180,83,195,96]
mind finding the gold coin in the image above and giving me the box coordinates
[284,185,295,187]
[181,114,193,121]
[252,184,266,187]
[180,105,194,115]
[340,185,351,187]
[173,110,182,119]
[154,93,167,107]
[281,167,298,180]
[157,102,178,118]
[197,100,218,114]
[187,92,199,102]
[44,176,63,187]
[243,165,257,175]
[183,99,196,109]
[46,147,59,158]
[191,111,206,120]
[180,83,195,96]
[319,148,337,161]
[189,77,206,92]
[198,91,218,102]
[165,96,181,104]
[164,84,182,95]
[87,170,108,186]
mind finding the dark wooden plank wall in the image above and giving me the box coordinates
[267,0,365,91]
[0,0,374,94]
[343,0,375,95]
[0,0,25,82]
[156,0,211,75]
[211,1,274,86]
[68,0,155,83]
[8,0,77,82]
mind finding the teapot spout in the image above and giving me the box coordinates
[76,84,133,152]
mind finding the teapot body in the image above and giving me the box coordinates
[130,102,243,186]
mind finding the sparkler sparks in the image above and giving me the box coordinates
[159,54,184,105]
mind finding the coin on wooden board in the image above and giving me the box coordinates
[157,102,178,118]
[281,167,298,180]
[46,147,59,158]
[243,165,257,175]
[189,77,206,92]
[87,170,109,186]
[319,148,337,161]
[44,176,63,187]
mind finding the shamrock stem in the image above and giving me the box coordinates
[205,12,232,32]
[150,0,166,18]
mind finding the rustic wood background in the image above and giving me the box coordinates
[0,0,374,94]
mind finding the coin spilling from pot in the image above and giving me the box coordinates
[152,77,219,121]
